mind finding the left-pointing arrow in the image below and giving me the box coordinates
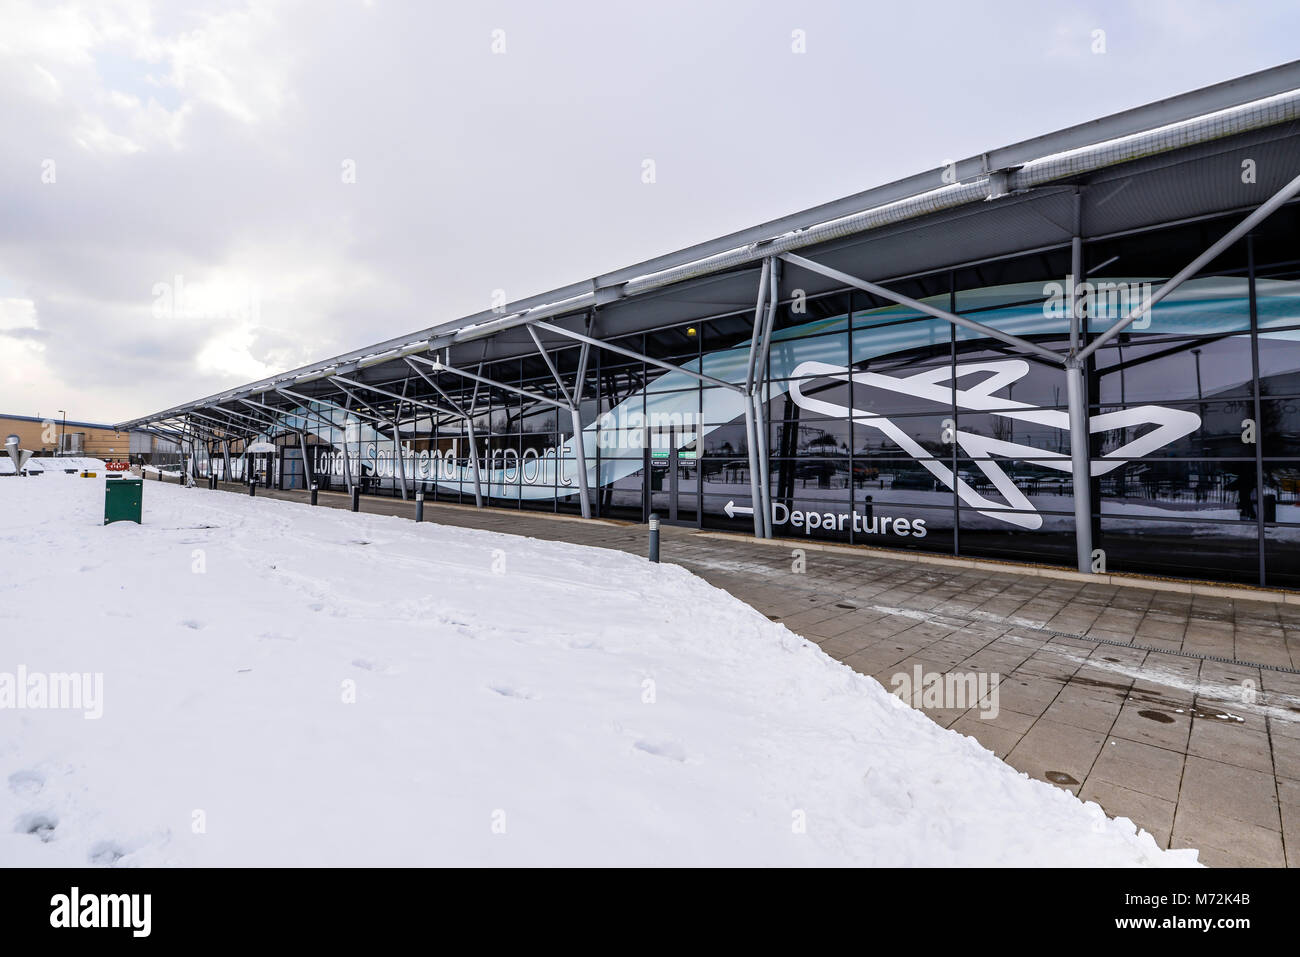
[723,500,754,518]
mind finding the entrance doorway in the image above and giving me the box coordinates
[645,425,699,525]
[281,447,305,490]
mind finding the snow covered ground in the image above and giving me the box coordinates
[0,475,1198,866]
[0,456,106,476]
[139,465,182,478]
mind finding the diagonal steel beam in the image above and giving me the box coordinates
[328,378,390,420]
[328,374,461,420]
[526,325,574,407]
[404,358,468,417]
[574,337,591,404]
[276,387,388,427]
[323,379,433,432]
[183,409,246,438]
[241,397,348,441]
[1077,170,1300,361]
[201,404,278,432]
[174,414,226,443]
[524,325,592,517]
[150,423,189,440]
[403,357,486,506]
[240,397,335,490]
[232,401,290,432]
[781,252,1066,364]
[175,410,231,442]
[530,321,744,392]
[407,355,571,410]
[192,405,274,449]
[190,407,264,433]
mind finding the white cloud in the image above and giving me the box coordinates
[0,297,39,333]
[162,4,295,127]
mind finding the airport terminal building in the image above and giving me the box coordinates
[119,63,1300,590]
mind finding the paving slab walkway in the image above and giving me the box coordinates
[201,479,1300,866]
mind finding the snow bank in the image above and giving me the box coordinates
[139,465,181,478]
[0,478,1198,866]
[0,457,106,476]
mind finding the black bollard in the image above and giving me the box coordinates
[350,486,360,512]
[310,483,319,506]
[648,512,660,563]
[415,489,424,523]
[248,479,256,497]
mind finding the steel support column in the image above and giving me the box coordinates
[1068,188,1089,569]
[465,371,484,509]
[526,325,592,519]
[402,357,483,507]
[1070,187,1084,354]
[571,337,593,520]
[1065,359,1093,573]
[569,406,591,518]
[742,259,770,537]
[299,430,313,489]
[755,258,780,537]
[338,396,355,494]
[392,411,408,501]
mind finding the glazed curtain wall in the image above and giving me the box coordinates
[302,210,1299,589]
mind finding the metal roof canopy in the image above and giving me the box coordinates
[118,60,1300,430]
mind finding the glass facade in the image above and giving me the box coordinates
[245,210,1300,590]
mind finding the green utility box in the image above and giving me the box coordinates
[104,477,143,525]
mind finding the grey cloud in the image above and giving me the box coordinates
[1,0,1297,422]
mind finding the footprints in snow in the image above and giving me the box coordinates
[16,811,58,842]
[10,769,58,844]
[89,841,127,865]
[351,658,403,675]
[633,739,688,763]
[8,768,130,864]
[8,769,44,795]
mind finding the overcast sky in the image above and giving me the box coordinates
[1,0,1297,424]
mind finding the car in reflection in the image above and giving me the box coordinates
[889,469,939,491]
